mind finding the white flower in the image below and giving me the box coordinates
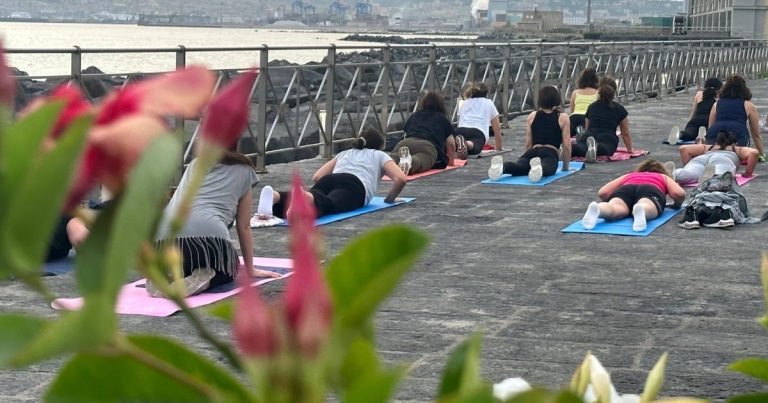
[493,377,531,401]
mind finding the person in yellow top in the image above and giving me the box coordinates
[569,67,599,137]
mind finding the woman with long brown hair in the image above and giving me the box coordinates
[572,76,633,163]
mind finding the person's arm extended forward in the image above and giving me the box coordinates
[665,177,687,209]
[747,101,764,155]
[559,113,571,171]
[236,191,279,278]
[619,118,632,151]
[382,160,407,203]
[492,115,503,150]
[446,134,456,166]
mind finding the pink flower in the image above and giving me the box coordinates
[64,66,216,210]
[233,271,278,357]
[198,69,258,149]
[283,173,332,356]
[48,84,92,139]
[0,41,15,107]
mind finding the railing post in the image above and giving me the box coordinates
[561,42,569,109]
[70,46,82,88]
[501,44,510,127]
[587,42,595,68]
[379,45,390,136]
[175,45,186,69]
[255,45,269,172]
[533,41,542,109]
[622,42,632,104]
[468,43,477,84]
[654,42,662,100]
[428,44,437,92]
[323,45,336,159]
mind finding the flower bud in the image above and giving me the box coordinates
[233,271,277,357]
[48,84,92,139]
[199,69,258,149]
[283,173,331,357]
[0,41,15,107]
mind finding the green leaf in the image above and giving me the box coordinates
[0,314,49,367]
[206,300,234,321]
[507,389,584,403]
[44,335,253,403]
[325,225,428,329]
[438,333,484,399]
[641,352,668,403]
[75,135,180,302]
[729,393,768,403]
[7,308,113,368]
[0,101,63,204]
[340,338,406,403]
[0,114,90,277]
[730,358,768,382]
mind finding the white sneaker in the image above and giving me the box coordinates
[257,186,274,217]
[528,157,543,183]
[488,155,504,181]
[667,125,679,144]
[582,201,600,230]
[699,163,716,185]
[696,126,707,143]
[398,146,412,175]
[585,136,597,163]
[632,204,647,232]
[250,215,284,228]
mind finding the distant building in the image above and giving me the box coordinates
[516,9,563,32]
[687,0,768,38]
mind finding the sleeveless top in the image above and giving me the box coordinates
[708,98,748,143]
[571,92,598,116]
[690,97,716,127]
[531,110,562,148]
[621,172,668,194]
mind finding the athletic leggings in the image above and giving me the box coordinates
[390,137,438,174]
[273,172,366,218]
[503,146,559,176]
[569,114,586,137]
[571,130,619,157]
[673,152,738,183]
[455,127,486,154]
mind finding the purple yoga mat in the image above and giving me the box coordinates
[680,173,756,188]
[51,257,293,317]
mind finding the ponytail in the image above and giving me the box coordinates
[352,136,367,149]
[597,76,617,103]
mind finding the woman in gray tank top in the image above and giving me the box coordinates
[673,131,758,184]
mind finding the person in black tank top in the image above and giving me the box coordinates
[678,77,721,141]
[487,86,571,183]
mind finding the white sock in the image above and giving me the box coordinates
[257,186,274,217]
[582,201,600,230]
[632,204,647,232]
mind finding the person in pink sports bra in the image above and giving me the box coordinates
[581,159,686,232]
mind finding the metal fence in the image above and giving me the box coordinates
[10,39,768,171]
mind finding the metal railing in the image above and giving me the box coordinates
[10,39,768,172]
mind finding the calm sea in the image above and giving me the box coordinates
[0,22,468,76]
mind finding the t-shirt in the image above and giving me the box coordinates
[403,110,454,168]
[333,148,392,204]
[458,98,499,141]
[585,101,628,134]
[158,160,259,240]
[621,172,668,194]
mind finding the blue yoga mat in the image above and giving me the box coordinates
[562,207,682,236]
[662,139,696,145]
[481,161,584,186]
[279,197,415,227]
[43,252,76,276]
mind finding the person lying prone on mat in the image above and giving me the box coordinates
[581,159,686,232]
[487,85,571,183]
[572,76,634,163]
[155,146,282,298]
[389,91,457,175]
[257,128,407,220]
[673,130,758,184]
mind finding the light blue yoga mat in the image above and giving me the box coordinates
[279,197,415,227]
[43,252,76,276]
[481,161,584,186]
[562,208,682,236]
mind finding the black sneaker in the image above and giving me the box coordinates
[678,207,700,229]
[702,207,735,228]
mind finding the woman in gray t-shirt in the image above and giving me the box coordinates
[155,150,280,296]
[261,129,407,219]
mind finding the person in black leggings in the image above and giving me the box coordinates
[572,76,634,163]
[488,86,571,182]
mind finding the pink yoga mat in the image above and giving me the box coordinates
[681,173,756,188]
[383,159,467,181]
[51,257,293,317]
[572,147,649,162]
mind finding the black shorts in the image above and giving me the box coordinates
[609,184,666,215]
[455,127,486,154]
